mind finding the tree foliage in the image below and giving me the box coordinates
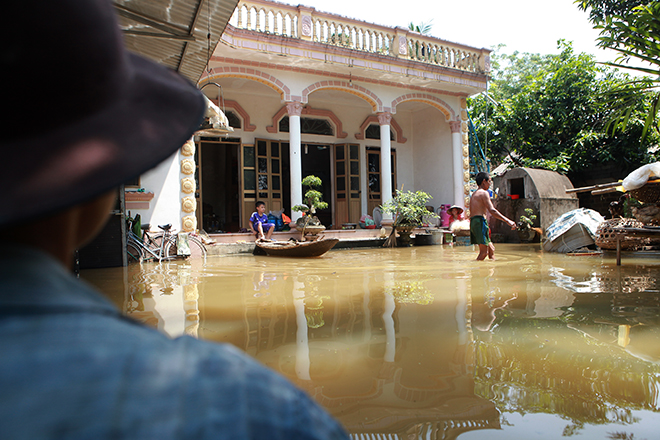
[380,189,436,228]
[468,42,658,177]
[408,20,433,35]
[576,0,646,25]
[292,175,328,215]
[577,0,660,139]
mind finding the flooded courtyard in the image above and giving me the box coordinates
[81,244,660,439]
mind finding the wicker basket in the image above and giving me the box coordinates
[595,218,650,250]
[629,183,660,203]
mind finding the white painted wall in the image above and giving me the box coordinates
[412,107,455,209]
[131,151,182,232]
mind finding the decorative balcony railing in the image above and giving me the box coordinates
[228,0,490,74]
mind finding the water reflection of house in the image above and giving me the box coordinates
[472,263,660,424]
[125,0,490,234]
[198,270,499,439]
[123,262,205,338]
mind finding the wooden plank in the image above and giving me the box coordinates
[591,187,620,195]
[566,181,622,194]
[567,177,660,194]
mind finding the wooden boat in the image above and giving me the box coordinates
[255,237,339,257]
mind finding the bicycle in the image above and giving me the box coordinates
[125,214,207,263]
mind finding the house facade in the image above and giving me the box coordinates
[128,0,490,233]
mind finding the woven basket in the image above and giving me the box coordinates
[629,183,660,203]
[595,218,649,250]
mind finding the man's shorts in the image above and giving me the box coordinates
[254,222,275,233]
[470,216,491,245]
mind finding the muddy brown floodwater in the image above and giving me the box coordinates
[81,243,660,440]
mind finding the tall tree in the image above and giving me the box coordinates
[577,1,660,139]
[468,42,657,176]
[576,0,646,25]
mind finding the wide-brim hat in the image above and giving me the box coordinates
[448,205,464,214]
[1,0,205,227]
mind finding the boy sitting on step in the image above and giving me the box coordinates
[249,201,275,241]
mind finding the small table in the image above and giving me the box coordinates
[613,227,660,265]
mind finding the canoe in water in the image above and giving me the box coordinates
[255,238,339,257]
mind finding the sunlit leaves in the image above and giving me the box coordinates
[578,1,660,139]
[467,42,658,176]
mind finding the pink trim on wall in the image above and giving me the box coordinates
[199,66,292,101]
[377,112,392,126]
[266,105,348,138]
[125,202,150,210]
[355,115,407,143]
[391,93,456,121]
[124,191,154,211]
[212,99,256,132]
[301,81,383,113]
[286,101,304,117]
[124,192,154,202]
[210,56,474,99]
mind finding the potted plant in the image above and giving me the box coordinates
[517,208,538,242]
[380,189,437,246]
[291,175,329,239]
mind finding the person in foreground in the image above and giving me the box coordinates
[469,172,517,260]
[0,1,349,439]
[249,201,276,241]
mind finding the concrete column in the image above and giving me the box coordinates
[393,27,409,58]
[292,280,311,381]
[297,6,314,41]
[378,112,393,223]
[362,274,371,343]
[383,274,396,363]
[287,102,304,221]
[450,120,464,209]
[455,278,468,346]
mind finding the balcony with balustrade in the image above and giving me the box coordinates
[221,0,490,90]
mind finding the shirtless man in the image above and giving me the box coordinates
[469,172,517,260]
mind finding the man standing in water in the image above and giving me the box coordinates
[469,172,517,260]
[0,1,349,438]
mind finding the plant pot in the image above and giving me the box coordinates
[414,233,433,246]
[396,226,415,247]
[298,225,326,235]
[517,227,536,243]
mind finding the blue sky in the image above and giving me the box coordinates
[278,0,624,63]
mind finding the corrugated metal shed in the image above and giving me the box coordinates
[114,0,239,83]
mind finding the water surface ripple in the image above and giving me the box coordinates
[82,244,660,439]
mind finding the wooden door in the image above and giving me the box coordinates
[334,144,361,226]
[242,140,284,228]
[240,143,256,229]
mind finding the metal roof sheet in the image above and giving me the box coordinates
[114,0,239,83]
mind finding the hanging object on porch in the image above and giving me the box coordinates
[196,85,233,136]
[195,3,232,138]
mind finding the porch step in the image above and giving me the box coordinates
[204,227,447,256]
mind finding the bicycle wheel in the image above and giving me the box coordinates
[126,239,143,263]
[164,234,207,259]
[148,233,169,259]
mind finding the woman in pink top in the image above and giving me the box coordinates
[447,205,464,228]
